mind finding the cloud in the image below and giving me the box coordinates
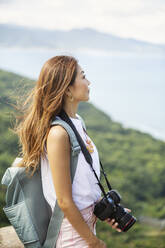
[0,0,164,44]
[0,0,18,4]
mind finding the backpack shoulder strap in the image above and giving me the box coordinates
[51,118,81,158]
[43,118,81,248]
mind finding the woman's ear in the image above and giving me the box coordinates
[64,86,73,98]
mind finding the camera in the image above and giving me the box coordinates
[93,189,136,232]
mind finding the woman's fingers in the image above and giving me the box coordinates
[105,218,122,232]
[111,220,122,232]
[103,207,132,232]
[124,208,131,212]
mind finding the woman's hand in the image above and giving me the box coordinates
[89,238,107,248]
[104,208,131,232]
[95,239,107,248]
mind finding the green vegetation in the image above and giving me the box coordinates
[0,69,165,247]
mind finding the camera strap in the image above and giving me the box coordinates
[58,109,112,197]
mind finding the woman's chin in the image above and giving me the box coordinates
[79,94,90,102]
[85,95,90,101]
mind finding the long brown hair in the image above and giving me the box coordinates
[14,55,78,176]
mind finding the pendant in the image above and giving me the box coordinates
[86,139,94,153]
[86,146,94,153]
[83,129,94,153]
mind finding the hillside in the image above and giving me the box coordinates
[0,69,165,247]
[0,24,165,55]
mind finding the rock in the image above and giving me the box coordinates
[139,216,165,230]
[0,226,23,248]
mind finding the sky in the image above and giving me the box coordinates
[0,0,165,44]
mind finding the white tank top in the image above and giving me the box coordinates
[41,116,102,212]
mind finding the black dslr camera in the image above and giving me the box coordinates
[94,189,136,232]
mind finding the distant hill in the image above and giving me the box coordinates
[0,24,164,55]
[1,69,165,247]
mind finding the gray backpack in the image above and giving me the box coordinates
[1,115,86,248]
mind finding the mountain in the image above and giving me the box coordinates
[0,69,165,247]
[0,24,165,55]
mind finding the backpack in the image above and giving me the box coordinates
[1,114,86,248]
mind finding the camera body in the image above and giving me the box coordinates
[93,190,136,232]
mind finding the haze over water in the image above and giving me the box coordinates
[0,47,164,141]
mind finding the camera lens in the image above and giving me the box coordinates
[115,205,136,232]
[118,213,136,232]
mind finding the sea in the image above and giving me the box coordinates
[0,47,164,141]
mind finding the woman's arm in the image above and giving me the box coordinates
[46,125,102,246]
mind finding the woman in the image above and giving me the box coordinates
[15,55,130,247]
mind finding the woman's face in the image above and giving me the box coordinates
[69,64,91,102]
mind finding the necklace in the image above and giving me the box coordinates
[83,128,94,153]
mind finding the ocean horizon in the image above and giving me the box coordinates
[0,47,164,141]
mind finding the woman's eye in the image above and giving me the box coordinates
[83,75,86,79]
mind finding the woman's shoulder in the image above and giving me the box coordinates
[48,125,69,141]
[46,125,70,155]
[47,125,69,152]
